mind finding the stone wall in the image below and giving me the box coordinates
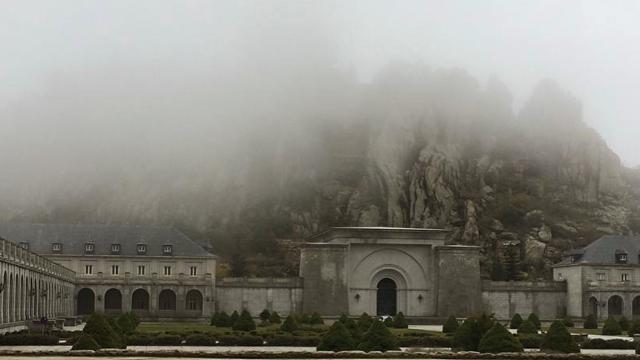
[435,245,482,317]
[299,243,349,315]
[482,280,567,320]
[215,277,303,316]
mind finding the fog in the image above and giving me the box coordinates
[1,0,639,228]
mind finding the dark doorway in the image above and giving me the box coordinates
[376,278,397,316]
[159,289,176,311]
[104,289,122,312]
[132,289,150,311]
[77,288,95,315]
[634,297,640,319]
[588,297,598,318]
[608,295,623,317]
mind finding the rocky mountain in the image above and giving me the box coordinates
[2,64,639,279]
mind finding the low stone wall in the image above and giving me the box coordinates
[216,277,303,316]
[482,280,567,320]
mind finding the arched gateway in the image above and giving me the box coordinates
[376,278,397,316]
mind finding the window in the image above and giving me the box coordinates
[19,242,29,250]
[557,273,563,280]
[163,266,172,276]
[137,265,145,276]
[622,273,630,282]
[111,265,119,275]
[111,244,121,254]
[189,266,197,276]
[84,243,95,254]
[162,245,173,255]
[51,243,62,253]
[136,244,147,255]
[85,265,93,275]
[616,253,628,264]
[597,272,606,281]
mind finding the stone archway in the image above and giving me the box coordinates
[588,297,599,319]
[159,289,176,311]
[132,289,149,311]
[608,295,623,317]
[77,288,95,315]
[104,288,122,312]
[376,278,397,316]
[633,296,640,320]
[185,289,203,315]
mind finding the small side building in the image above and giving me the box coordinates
[300,227,482,318]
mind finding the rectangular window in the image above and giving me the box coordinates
[137,265,145,275]
[616,254,628,264]
[111,244,121,254]
[111,265,119,275]
[164,266,171,275]
[84,243,95,254]
[85,265,93,275]
[137,244,147,255]
[52,243,63,252]
[190,266,197,276]
[597,272,606,281]
[622,273,630,282]
[162,245,173,255]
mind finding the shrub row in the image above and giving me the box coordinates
[126,333,323,346]
[582,338,636,349]
[0,333,59,345]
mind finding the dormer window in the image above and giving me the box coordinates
[162,245,173,255]
[19,242,29,250]
[570,255,581,263]
[111,244,121,255]
[84,243,95,254]
[615,250,628,264]
[51,243,62,253]
[136,243,147,255]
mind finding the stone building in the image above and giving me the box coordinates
[0,223,216,320]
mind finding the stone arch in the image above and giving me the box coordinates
[20,274,24,320]
[185,289,203,314]
[159,289,176,311]
[376,278,397,316]
[1,271,5,323]
[608,295,623,317]
[77,288,95,315]
[633,296,640,319]
[132,288,150,311]
[9,273,14,322]
[104,288,122,312]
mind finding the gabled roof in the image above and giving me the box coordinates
[559,235,640,265]
[0,223,214,258]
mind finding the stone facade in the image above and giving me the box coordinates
[216,277,303,316]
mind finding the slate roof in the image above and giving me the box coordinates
[559,235,640,265]
[0,223,214,258]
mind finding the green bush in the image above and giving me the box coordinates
[628,320,640,336]
[392,312,408,329]
[269,311,281,324]
[343,317,362,343]
[443,315,459,334]
[396,335,452,347]
[117,313,139,335]
[517,320,538,334]
[583,338,635,349]
[509,314,523,329]
[357,320,398,352]
[527,313,541,330]
[214,311,231,327]
[0,333,59,345]
[517,334,542,349]
[126,334,153,346]
[237,335,263,346]
[602,317,623,335]
[280,315,298,332]
[82,313,124,349]
[562,316,574,328]
[540,321,579,353]
[268,334,321,346]
[185,333,216,346]
[317,321,356,352]
[309,312,324,325]
[153,334,182,346]
[584,314,598,329]
[218,335,241,346]
[383,317,393,327]
[230,310,240,325]
[357,313,374,332]
[619,316,630,331]
[477,313,496,334]
[232,310,256,332]
[453,318,482,351]
[259,309,271,323]
[72,334,100,350]
[300,314,311,324]
[477,323,523,353]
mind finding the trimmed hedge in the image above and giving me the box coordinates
[584,314,598,329]
[527,313,541,330]
[72,334,100,350]
[517,334,542,349]
[442,316,459,334]
[540,321,579,353]
[0,333,59,345]
[602,317,623,335]
[517,320,538,334]
[509,314,523,329]
[477,323,523,354]
[582,338,635,349]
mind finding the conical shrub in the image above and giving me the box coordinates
[82,313,124,349]
[317,321,356,351]
[517,320,538,334]
[357,320,398,352]
[232,310,256,332]
[392,312,408,328]
[269,311,281,324]
[453,318,482,351]
[602,317,622,335]
[443,315,459,334]
[477,323,523,353]
[540,320,579,353]
[583,314,598,329]
[527,313,541,330]
[280,315,298,332]
[72,334,100,351]
[509,314,523,329]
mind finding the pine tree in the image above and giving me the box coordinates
[357,313,374,332]
[317,321,356,352]
[540,321,579,353]
[453,318,482,351]
[477,323,523,353]
[230,310,240,325]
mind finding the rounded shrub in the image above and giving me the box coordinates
[392,312,408,329]
[215,311,231,327]
[230,310,240,325]
[628,320,640,336]
[561,316,574,328]
[442,315,459,334]
[317,321,356,352]
[309,312,324,325]
[357,319,398,352]
[509,313,523,329]
[517,320,538,334]
[280,315,298,332]
[269,311,281,324]
[232,310,256,332]
[453,318,482,351]
[477,323,523,353]
[619,316,630,331]
[527,313,541,330]
[357,313,374,332]
[602,317,623,335]
[185,333,216,346]
[584,314,598,329]
[72,334,100,351]
[82,313,124,349]
[540,320,579,353]
[259,309,271,323]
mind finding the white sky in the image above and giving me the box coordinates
[1,0,639,165]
